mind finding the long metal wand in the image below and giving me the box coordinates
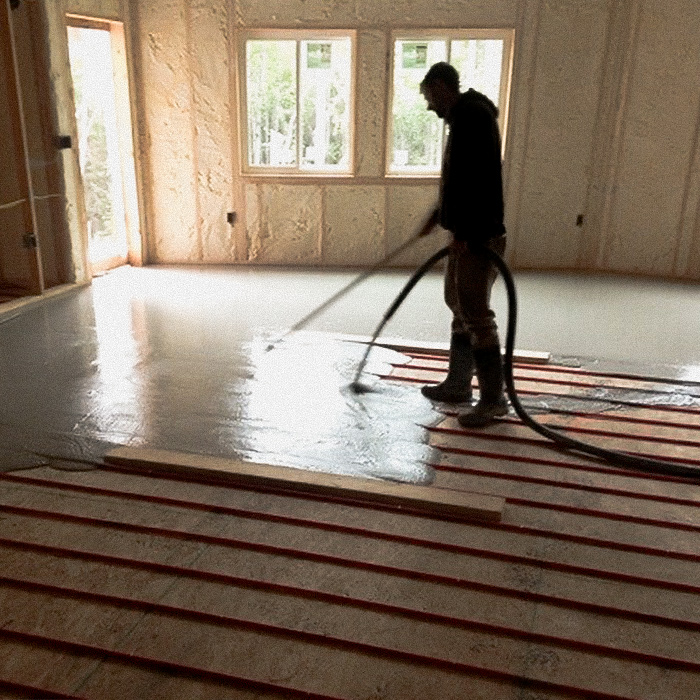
[265,211,438,352]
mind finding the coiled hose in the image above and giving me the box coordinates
[484,246,700,480]
[353,243,700,481]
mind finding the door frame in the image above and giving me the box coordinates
[66,13,143,276]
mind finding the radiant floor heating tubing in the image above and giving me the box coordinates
[4,466,700,588]
[0,487,699,698]
[0,355,699,697]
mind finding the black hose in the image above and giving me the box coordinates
[353,241,700,481]
[483,246,700,481]
[350,246,450,390]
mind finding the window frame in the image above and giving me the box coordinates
[238,28,357,177]
[386,28,515,178]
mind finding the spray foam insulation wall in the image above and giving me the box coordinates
[70,0,700,278]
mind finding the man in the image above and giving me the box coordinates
[418,61,507,427]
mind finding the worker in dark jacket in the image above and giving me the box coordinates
[418,61,507,427]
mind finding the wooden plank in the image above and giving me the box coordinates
[297,331,551,365]
[370,336,551,365]
[104,447,504,523]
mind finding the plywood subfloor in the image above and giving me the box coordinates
[0,346,699,698]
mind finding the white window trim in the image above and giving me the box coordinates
[238,28,357,177]
[386,28,515,177]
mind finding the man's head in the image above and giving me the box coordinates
[420,62,460,119]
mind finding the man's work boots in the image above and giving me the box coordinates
[421,333,474,404]
[457,346,508,427]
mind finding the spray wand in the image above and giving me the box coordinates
[265,209,439,352]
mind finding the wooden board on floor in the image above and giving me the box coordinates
[302,331,552,365]
[360,336,551,364]
[104,447,504,523]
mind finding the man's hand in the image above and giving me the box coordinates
[418,208,439,237]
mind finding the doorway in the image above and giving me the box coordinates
[66,17,141,275]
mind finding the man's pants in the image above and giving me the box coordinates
[444,235,506,350]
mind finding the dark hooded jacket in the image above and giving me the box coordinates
[438,88,506,242]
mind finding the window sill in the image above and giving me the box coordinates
[239,173,440,185]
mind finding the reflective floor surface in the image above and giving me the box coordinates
[2,264,700,482]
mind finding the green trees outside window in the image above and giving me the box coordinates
[389,37,506,175]
[242,31,511,177]
[245,37,352,172]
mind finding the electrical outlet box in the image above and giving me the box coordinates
[55,135,72,150]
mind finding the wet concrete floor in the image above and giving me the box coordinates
[2,264,700,481]
[0,267,444,482]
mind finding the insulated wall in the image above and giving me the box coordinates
[592,0,700,278]
[68,0,700,278]
[0,0,87,296]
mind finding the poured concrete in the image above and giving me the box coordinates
[0,265,446,482]
[2,264,700,483]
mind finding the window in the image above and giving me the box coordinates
[387,30,514,176]
[240,31,355,174]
